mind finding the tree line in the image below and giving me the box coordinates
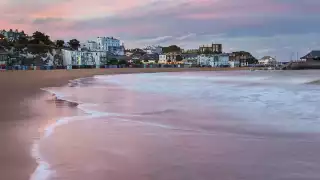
[0,31,81,51]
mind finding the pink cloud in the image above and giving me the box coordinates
[0,0,317,42]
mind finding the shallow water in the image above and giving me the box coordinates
[32,70,320,180]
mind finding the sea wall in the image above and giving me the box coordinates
[284,60,320,70]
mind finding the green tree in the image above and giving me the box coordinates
[162,45,181,53]
[176,55,183,61]
[56,40,65,48]
[17,36,28,44]
[108,58,118,65]
[32,31,53,45]
[134,59,143,65]
[68,39,80,50]
[118,59,127,65]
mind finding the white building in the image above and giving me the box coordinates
[198,54,229,67]
[258,56,277,65]
[182,53,198,66]
[143,46,162,54]
[158,54,167,64]
[229,60,240,68]
[96,37,124,55]
[85,41,98,50]
[62,49,108,66]
[158,52,182,64]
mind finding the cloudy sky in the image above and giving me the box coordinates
[1,0,319,60]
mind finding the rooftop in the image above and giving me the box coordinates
[260,56,276,60]
[97,36,119,40]
[300,50,320,59]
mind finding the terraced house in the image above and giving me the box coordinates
[0,29,26,42]
[0,46,9,66]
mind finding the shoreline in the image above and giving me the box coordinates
[0,67,251,180]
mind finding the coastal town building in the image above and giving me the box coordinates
[229,60,240,68]
[0,47,9,65]
[140,53,159,64]
[158,51,182,64]
[199,44,222,54]
[62,49,108,66]
[0,29,26,42]
[166,52,182,64]
[182,53,198,66]
[131,54,142,61]
[300,50,320,63]
[85,41,98,51]
[258,56,277,66]
[198,53,229,67]
[80,37,125,56]
[96,37,125,56]
[229,52,253,67]
[158,54,167,64]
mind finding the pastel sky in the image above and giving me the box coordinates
[1,0,320,60]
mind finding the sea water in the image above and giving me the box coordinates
[31,70,320,180]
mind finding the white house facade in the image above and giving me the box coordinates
[258,56,277,65]
[229,60,240,68]
[182,53,198,65]
[95,37,125,56]
[158,54,167,64]
[86,41,98,50]
[0,29,26,42]
[62,49,108,66]
[198,54,229,67]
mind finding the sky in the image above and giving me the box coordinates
[0,0,320,60]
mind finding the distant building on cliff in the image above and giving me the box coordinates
[82,37,125,56]
[96,37,125,56]
[199,43,222,54]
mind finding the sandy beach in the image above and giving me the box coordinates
[0,67,252,180]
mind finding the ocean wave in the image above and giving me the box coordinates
[31,85,110,180]
[306,79,320,85]
[31,86,159,180]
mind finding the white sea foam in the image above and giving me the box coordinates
[30,86,153,180]
[31,85,111,180]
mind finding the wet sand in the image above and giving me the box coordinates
[0,67,250,180]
